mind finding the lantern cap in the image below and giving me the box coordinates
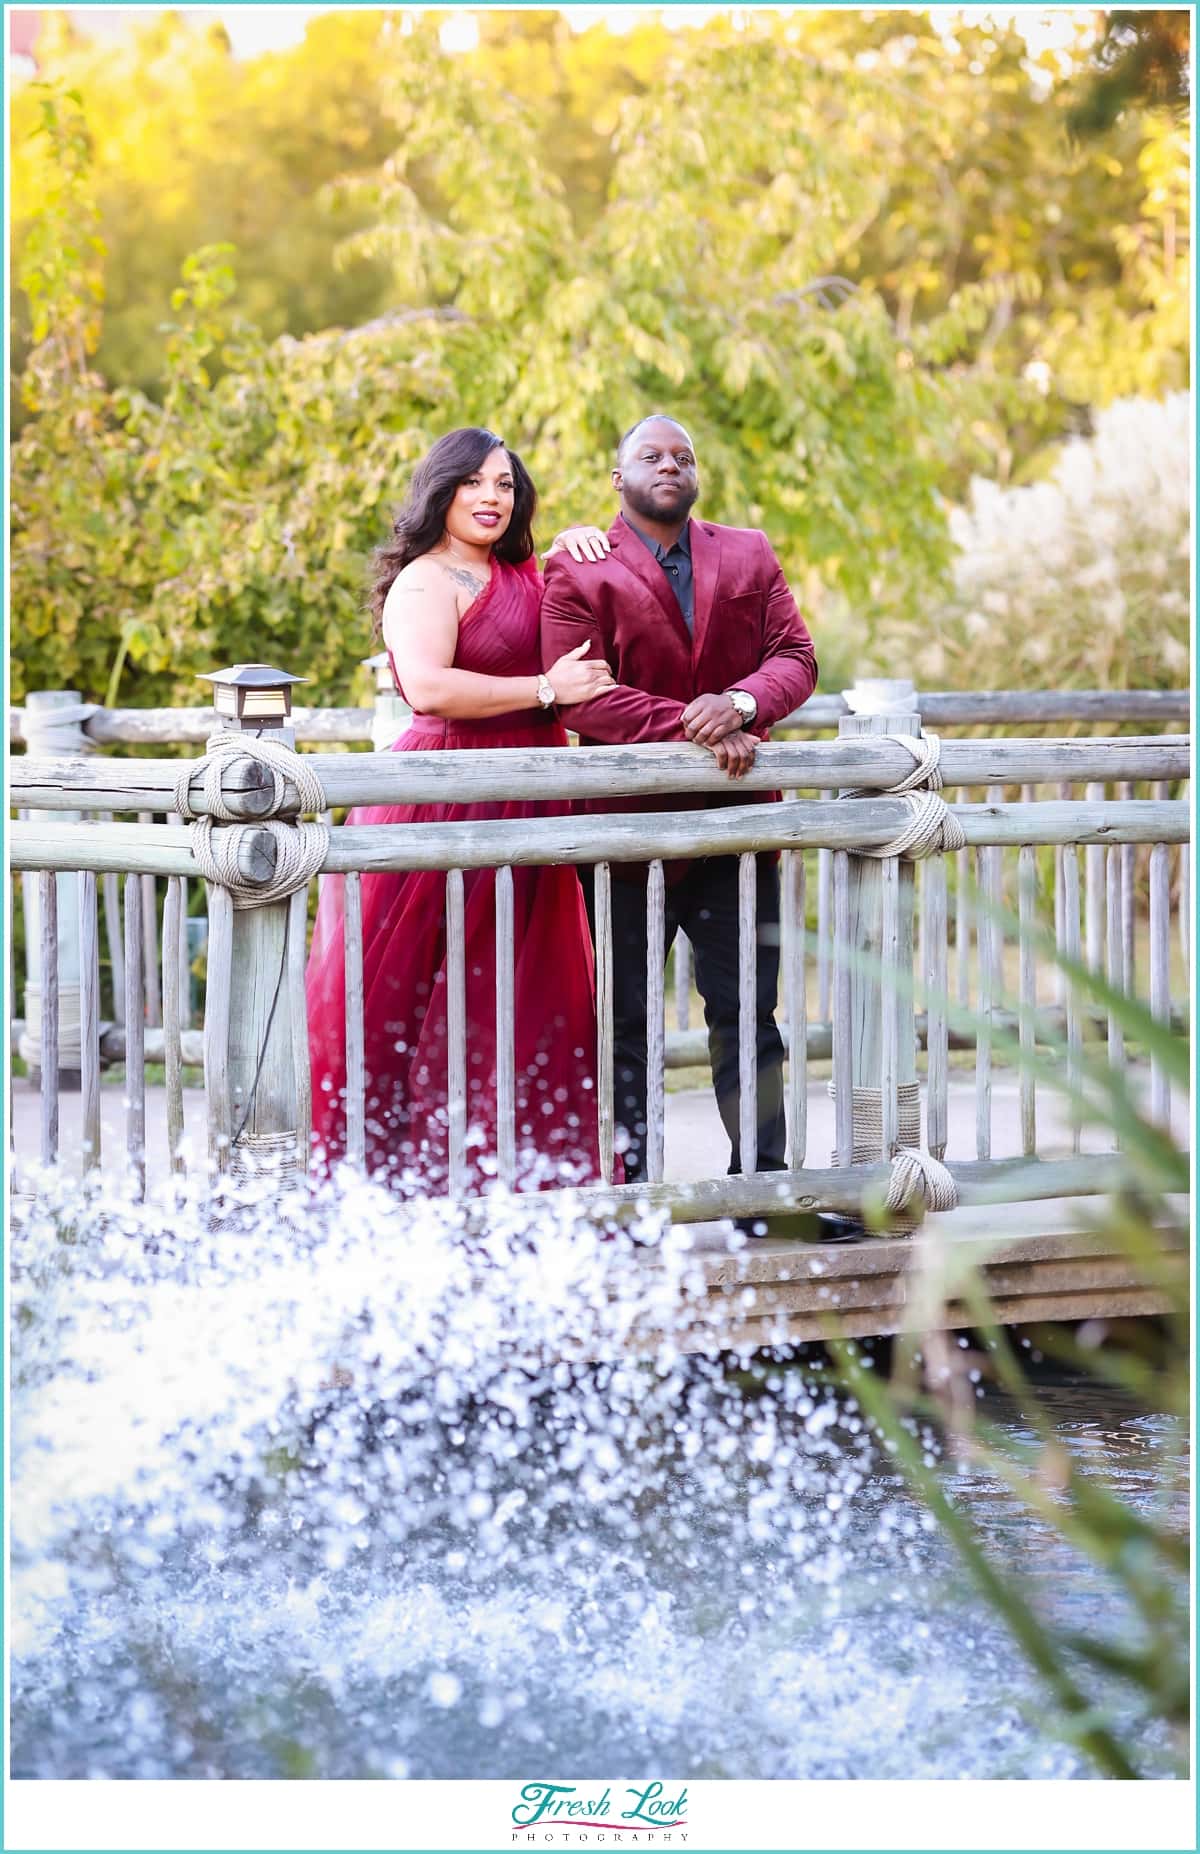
[360,652,390,671]
[197,663,308,689]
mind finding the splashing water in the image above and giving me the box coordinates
[10,1164,1184,1780]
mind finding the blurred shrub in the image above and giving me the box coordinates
[904,396,1190,692]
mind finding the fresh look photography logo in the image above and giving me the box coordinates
[511,1781,688,1842]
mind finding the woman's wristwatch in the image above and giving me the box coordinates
[536,673,557,709]
[727,688,758,724]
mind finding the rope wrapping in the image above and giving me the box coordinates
[174,732,329,908]
[210,1131,305,1230]
[21,702,100,756]
[173,730,327,823]
[17,983,86,1070]
[829,1080,960,1230]
[842,732,967,858]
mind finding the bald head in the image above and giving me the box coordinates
[616,414,695,466]
[612,416,699,538]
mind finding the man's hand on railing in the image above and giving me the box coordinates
[682,692,748,747]
[706,729,757,779]
[683,691,762,774]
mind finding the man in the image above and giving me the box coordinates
[540,414,818,1192]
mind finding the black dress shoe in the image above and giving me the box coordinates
[733,1216,772,1239]
[813,1212,869,1244]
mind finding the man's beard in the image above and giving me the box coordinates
[624,481,698,525]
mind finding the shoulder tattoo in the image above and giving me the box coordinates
[444,564,487,598]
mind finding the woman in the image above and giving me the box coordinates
[305,427,616,1195]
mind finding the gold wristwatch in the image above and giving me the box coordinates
[536,674,557,709]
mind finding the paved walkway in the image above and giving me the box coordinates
[12,1066,1189,1202]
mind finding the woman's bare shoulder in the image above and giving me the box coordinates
[384,555,459,620]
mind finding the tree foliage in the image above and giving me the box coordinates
[9,10,1190,709]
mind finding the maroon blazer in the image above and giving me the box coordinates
[540,515,818,817]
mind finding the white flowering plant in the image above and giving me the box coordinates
[906,395,1190,693]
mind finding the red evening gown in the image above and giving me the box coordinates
[305,555,608,1195]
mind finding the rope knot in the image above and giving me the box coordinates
[885,1148,959,1216]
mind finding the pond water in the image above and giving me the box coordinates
[9,1170,1187,1781]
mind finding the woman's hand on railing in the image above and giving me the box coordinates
[543,526,612,563]
[546,642,617,706]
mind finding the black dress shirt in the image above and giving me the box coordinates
[623,515,694,636]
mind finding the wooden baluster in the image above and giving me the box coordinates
[162,874,185,1176]
[832,848,853,1164]
[1054,780,1071,1005]
[178,872,192,1033]
[1117,781,1136,999]
[1149,842,1171,1129]
[100,814,125,1025]
[782,847,807,1167]
[1018,846,1037,1158]
[287,884,312,1176]
[494,865,516,1188]
[317,810,334,901]
[880,856,900,1157]
[1105,847,1125,1127]
[954,833,971,1009]
[38,870,59,1169]
[1061,845,1082,1155]
[204,886,233,1175]
[737,852,758,1175]
[925,852,949,1161]
[594,863,615,1186]
[1084,782,1105,973]
[817,847,833,1023]
[343,871,365,1168]
[124,870,146,1199]
[79,870,102,1176]
[974,841,993,1161]
[138,815,162,1030]
[915,856,926,1016]
[645,858,667,1184]
[445,868,467,1196]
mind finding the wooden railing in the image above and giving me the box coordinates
[9,686,1190,1227]
[9,685,1192,748]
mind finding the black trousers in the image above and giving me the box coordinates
[583,854,787,1183]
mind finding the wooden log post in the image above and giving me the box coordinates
[835,680,922,1171]
[18,691,89,1091]
[198,666,312,1192]
[362,651,412,752]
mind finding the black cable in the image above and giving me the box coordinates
[230,903,291,1148]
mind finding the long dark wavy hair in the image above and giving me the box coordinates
[369,427,537,632]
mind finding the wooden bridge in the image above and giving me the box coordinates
[9,677,1190,1352]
